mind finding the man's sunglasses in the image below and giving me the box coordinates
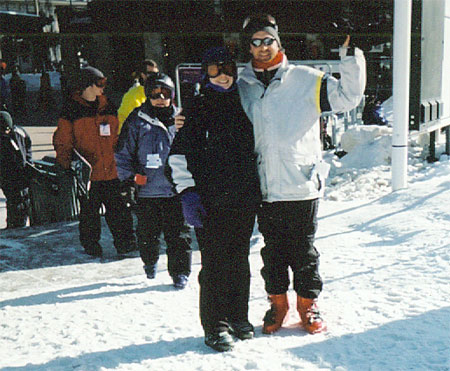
[206,61,236,78]
[149,87,172,100]
[250,37,276,47]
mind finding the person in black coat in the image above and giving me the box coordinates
[0,111,32,228]
[168,47,261,352]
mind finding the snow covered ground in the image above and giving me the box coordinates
[0,126,449,370]
[3,71,62,92]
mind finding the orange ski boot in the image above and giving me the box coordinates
[262,293,289,334]
[297,296,327,334]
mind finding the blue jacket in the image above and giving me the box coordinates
[115,103,180,198]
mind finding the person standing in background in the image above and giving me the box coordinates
[0,61,9,111]
[117,59,159,132]
[37,72,55,114]
[9,66,27,118]
[53,66,136,258]
[116,60,159,245]
[0,111,32,229]
[115,73,192,288]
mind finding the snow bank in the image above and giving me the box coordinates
[3,71,61,91]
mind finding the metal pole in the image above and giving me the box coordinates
[446,126,450,155]
[429,131,436,161]
[392,0,412,191]
[35,0,39,16]
[175,64,182,108]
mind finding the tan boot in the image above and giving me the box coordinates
[262,293,289,334]
[297,296,327,334]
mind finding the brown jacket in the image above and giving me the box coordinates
[53,92,119,181]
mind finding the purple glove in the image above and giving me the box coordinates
[181,191,206,228]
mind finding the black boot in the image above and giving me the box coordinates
[204,321,234,352]
[144,264,157,279]
[229,320,255,340]
[172,274,188,289]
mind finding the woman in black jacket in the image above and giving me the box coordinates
[168,47,260,352]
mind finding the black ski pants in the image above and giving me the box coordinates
[135,196,192,277]
[196,205,256,332]
[79,179,135,252]
[2,186,29,228]
[258,199,323,299]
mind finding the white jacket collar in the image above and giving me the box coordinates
[137,106,181,133]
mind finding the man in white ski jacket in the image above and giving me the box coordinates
[238,13,366,335]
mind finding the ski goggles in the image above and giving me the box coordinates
[205,61,236,78]
[250,37,276,47]
[149,87,172,100]
[95,78,107,88]
[144,71,158,78]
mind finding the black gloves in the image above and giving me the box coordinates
[120,178,137,208]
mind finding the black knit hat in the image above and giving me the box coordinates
[79,66,106,90]
[201,46,237,81]
[0,111,13,132]
[242,13,281,48]
[202,46,233,65]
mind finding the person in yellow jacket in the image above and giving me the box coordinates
[117,59,159,132]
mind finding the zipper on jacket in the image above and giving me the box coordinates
[260,77,281,99]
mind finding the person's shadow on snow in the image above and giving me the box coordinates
[0,336,203,371]
[0,281,178,308]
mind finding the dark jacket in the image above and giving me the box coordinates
[115,103,180,198]
[168,85,260,209]
[0,125,32,190]
[53,92,119,181]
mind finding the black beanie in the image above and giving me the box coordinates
[243,13,281,48]
[79,66,106,90]
[0,111,13,132]
[201,46,237,80]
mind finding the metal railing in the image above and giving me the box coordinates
[175,60,344,108]
[175,60,362,149]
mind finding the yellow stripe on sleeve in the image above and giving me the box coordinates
[315,72,324,114]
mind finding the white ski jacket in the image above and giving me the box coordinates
[237,47,366,202]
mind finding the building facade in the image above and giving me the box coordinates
[1,1,396,95]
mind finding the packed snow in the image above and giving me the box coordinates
[0,125,449,371]
[3,71,62,92]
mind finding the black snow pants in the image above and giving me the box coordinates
[196,205,256,332]
[135,196,192,277]
[257,199,323,299]
[3,186,29,228]
[79,179,135,252]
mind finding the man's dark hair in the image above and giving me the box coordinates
[139,59,158,74]
[242,13,282,50]
[78,66,106,91]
